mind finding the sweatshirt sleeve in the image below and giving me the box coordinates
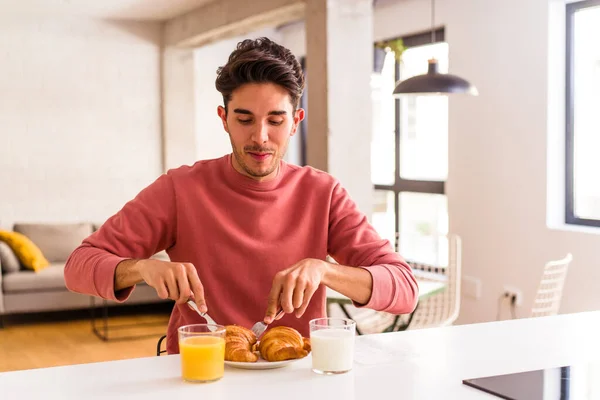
[327,181,418,314]
[64,173,177,302]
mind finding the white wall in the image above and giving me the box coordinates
[0,16,163,228]
[396,0,600,324]
[194,28,283,162]
[163,46,198,170]
[278,0,600,324]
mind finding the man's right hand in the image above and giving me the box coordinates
[115,259,207,312]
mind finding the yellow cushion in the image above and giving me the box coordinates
[0,230,50,272]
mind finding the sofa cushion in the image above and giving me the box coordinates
[0,240,21,274]
[0,230,50,272]
[2,263,67,292]
[14,223,93,263]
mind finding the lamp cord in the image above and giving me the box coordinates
[430,0,435,44]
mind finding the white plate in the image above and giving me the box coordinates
[225,358,299,370]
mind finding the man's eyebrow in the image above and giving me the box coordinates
[232,108,287,116]
[268,110,287,116]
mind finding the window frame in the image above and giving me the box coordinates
[565,0,600,227]
[299,56,308,166]
[373,28,446,249]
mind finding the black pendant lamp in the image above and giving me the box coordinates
[393,0,478,96]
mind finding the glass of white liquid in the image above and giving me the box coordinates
[309,317,356,375]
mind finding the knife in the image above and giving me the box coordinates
[187,300,217,325]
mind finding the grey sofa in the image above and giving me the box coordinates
[0,222,169,327]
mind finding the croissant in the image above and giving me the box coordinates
[224,325,259,362]
[258,326,311,362]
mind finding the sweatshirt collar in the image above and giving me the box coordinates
[223,153,286,191]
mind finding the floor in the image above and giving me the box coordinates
[0,305,172,373]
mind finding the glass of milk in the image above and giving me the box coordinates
[309,317,356,375]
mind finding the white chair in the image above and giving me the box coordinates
[530,253,572,318]
[403,234,462,330]
[353,234,462,333]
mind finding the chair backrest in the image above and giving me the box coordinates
[530,253,572,318]
[404,234,462,330]
[157,335,167,356]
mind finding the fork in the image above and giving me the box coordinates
[251,308,285,338]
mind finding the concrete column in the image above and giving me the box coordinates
[305,0,374,217]
[162,46,197,171]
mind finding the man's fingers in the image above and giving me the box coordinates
[264,278,283,324]
[175,265,191,305]
[292,278,306,309]
[296,283,318,318]
[185,264,207,313]
[165,272,179,302]
[155,280,169,300]
[281,275,295,314]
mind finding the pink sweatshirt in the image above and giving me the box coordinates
[64,154,418,354]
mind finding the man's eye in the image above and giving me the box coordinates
[238,119,252,124]
[269,120,283,126]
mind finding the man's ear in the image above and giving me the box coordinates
[290,108,305,136]
[217,105,229,133]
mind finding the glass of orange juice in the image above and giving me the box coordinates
[178,324,226,383]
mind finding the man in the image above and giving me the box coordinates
[64,37,418,354]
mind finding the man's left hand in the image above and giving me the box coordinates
[264,258,328,323]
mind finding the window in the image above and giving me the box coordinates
[566,0,600,227]
[371,29,449,266]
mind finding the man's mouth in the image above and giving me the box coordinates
[248,152,272,162]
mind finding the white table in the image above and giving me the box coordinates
[3,311,600,399]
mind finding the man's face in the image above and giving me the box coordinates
[217,83,305,181]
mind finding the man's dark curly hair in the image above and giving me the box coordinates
[215,37,305,113]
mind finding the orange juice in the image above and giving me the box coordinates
[180,336,225,382]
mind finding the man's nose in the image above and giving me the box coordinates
[251,123,269,144]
